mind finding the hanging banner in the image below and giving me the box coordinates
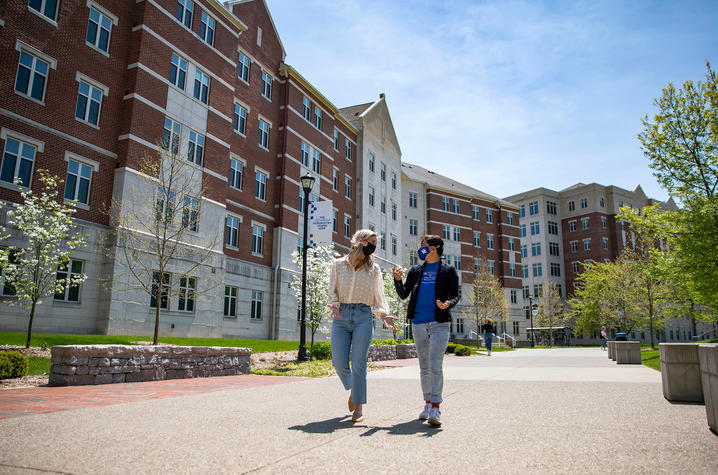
[308,200,333,247]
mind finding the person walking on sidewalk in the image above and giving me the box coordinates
[392,235,460,427]
[481,318,495,356]
[328,229,397,423]
[600,326,608,351]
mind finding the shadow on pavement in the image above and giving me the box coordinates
[359,419,442,437]
[288,416,355,434]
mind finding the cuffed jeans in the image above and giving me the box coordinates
[484,332,493,351]
[412,321,450,404]
[331,303,374,405]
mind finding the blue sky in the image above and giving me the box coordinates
[265,0,718,201]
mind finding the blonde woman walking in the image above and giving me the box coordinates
[328,229,397,422]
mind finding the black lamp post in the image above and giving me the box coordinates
[528,295,535,348]
[298,174,315,362]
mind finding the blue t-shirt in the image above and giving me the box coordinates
[413,262,439,323]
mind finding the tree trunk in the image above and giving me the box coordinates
[153,300,160,345]
[26,300,37,348]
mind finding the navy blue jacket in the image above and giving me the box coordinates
[393,260,460,323]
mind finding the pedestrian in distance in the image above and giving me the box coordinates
[392,235,460,427]
[600,325,608,351]
[327,229,398,423]
[481,318,496,356]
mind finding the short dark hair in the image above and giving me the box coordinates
[421,234,444,256]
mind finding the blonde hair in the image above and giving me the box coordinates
[347,229,377,271]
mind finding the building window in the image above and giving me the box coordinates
[568,201,575,212]
[442,197,450,211]
[391,171,397,189]
[510,290,517,304]
[344,215,351,238]
[409,192,417,208]
[225,215,239,247]
[233,103,247,134]
[177,276,195,312]
[508,237,515,251]
[549,242,560,256]
[452,199,460,214]
[529,201,539,215]
[580,198,588,208]
[238,51,250,82]
[507,213,514,225]
[333,130,339,151]
[602,237,609,250]
[381,196,386,214]
[29,0,60,21]
[250,290,263,319]
[332,169,338,191]
[15,49,50,102]
[193,69,209,104]
[583,238,591,251]
[200,11,215,45]
[510,265,517,277]
[488,261,494,275]
[224,286,237,317]
[155,187,175,223]
[546,201,557,215]
[453,256,462,270]
[258,119,270,149]
[345,139,351,160]
[523,286,530,299]
[569,220,577,232]
[442,225,450,240]
[182,196,199,231]
[486,209,493,223]
[64,159,92,204]
[86,6,113,53]
[453,227,460,241]
[600,197,605,207]
[380,163,386,181]
[170,53,188,90]
[531,242,541,256]
[314,108,322,130]
[251,224,264,255]
[1,136,36,187]
[409,219,418,236]
[229,157,243,190]
[582,217,589,230]
[176,0,193,28]
[522,265,528,278]
[344,176,351,199]
[368,186,375,207]
[472,205,480,220]
[261,71,271,99]
[299,142,309,166]
[255,170,267,200]
[391,236,397,256]
[391,201,397,220]
[54,259,83,302]
[379,233,386,251]
[520,224,526,237]
[550,263,561,277]
[533,284,543,297]
[187,130,204,166]
[520,244,527,257]
[457,319,464,334]
[75,80,104,126]
[601,216,607,228]
[530,221,540,235]
[548,221,558,235]
[332,210,337,232]
[487,234,494,250]
[302,97,311,121]
[570,240,578,252]
[368,154,375,173]
[150,271,170,309]
[311,149,321,174]
[532,263,543,277]
[519,204,525,218]
[473,231,481,247]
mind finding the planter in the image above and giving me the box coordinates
[608,341,615,360]
[659,343,703,403]
[396,343,417,359]
[614,341,641,364]
[698,344,718,433]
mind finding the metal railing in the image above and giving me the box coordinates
[692,327,718,342]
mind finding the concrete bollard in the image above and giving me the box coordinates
[698,344,718,433]
[615,341,641,364]
[659,343,703,402]
[608,341,615,360]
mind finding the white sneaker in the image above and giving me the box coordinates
[419,403,432,420]
[428,407,442,427]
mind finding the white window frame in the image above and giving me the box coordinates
[333,130,339,151]
[332,168,338,191]
[250,290,263,319]
[187,130,204,166]
[344,175,351,199]
[487,234,494,250]
[177,276,196,312]
[63,151,99,208]
[409,192,417,208]
[74,74,108,128]
[28,0,59,23]
[486,209,493,223]
[0,129,43,190]
[85,1,118,56]
[170,52,188,90]
[473,231,481,247]
[314,107,322,130]
[162,117,181,154]
[193,68,210,104]
[368,186,375,207]
[409,219,418,236]
[14,41,57,105]
[150,271,170,309]
[258,118,270,150]
[251,221,266,256]
[224,286,238,318]
[233,102,247,136]
[54,259,84,302]
[311,148,321,174]
[302,96,311,121]
[225,214,240,248]
[345,139,351,160]
[182,195,199,232]
[254,168,268,201]
[238,51,250,84]
[229,155,244,190]
[176,0,193,29]
[343,214,351,238]
[261,70,272,100]
[200,11,215,46]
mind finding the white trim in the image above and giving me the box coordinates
[208,106,232,123]
[75,71,110,96]
[237,48,273,80]
[118,133,158,151]
[27,4,58,27]
[145,0,240,43]
[1,128,45,153]
[15,40,57,69]
[286,106,334,143]
[205,132,230,149]
[204,167,228,183]
[234,97,251,112]
[227,199,274,221]
[258,114,273,128]
[284,126,334,162]
[123,93,164,114]
[64,151,100,172]
[201,195,226,209]
[225,211,243,223]
[86,0,119,24]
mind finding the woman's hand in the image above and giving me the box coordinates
[380,315,399,331]
[391,265,403,281]
[435,300,450,310]
[328,305,342,320]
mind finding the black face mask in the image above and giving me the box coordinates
[362,242,376,256]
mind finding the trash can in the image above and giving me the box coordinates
[615,332,628,341]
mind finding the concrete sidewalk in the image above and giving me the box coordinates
[1,348,716,473]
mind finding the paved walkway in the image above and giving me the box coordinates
[0,348,716,473]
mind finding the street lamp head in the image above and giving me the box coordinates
[300,174,315,195]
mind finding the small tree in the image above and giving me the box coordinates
[0,171,87,348]
[383,270,408,339]
[534,281,570,347]
[290,244,337,349]
[463,260,509,345]
[108,144,219,344]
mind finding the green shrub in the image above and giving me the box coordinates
[0,351,29,379]
[454,345,472,356]
[377,338,398,345]
[309,342,332,360]
[397,339,413,344]
[446,343,458,354]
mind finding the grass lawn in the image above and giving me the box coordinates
[641,349,660,371]
[251,360,338,377]
[0,332,299,353]
[28,356,52,375]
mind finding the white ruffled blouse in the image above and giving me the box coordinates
[328,256,390,318]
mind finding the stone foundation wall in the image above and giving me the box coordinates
[49,345,251,386]
[368,345,397,362]
[396,343,417,359]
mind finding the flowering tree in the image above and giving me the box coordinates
[383,270,408,339]
[0,171,87,348]
[290,244,338,349]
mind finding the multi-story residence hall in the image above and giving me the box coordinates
[0,0,401,340]
[401,163,525,341]
[503,183,707,345]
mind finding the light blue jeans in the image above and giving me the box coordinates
[331,303,374,405]
[412,321,450,404]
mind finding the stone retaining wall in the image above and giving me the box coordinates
[49,345,251,386]
[396,343,417,359]
[368,345,396,362]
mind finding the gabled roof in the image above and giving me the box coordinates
[338,102,374,125]
[402,162,518,208]
[340,95,402,156]
[225,0,286,60]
